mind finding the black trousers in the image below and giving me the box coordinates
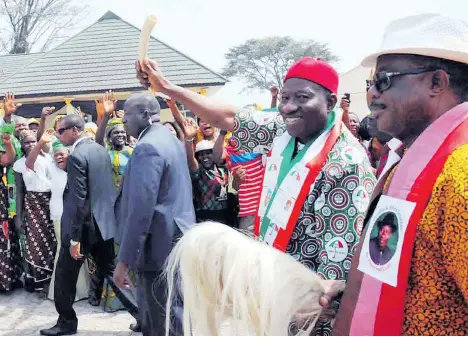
[137,271,183,336]
[54,236,115,326]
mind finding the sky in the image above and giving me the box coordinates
[8,0,468,107]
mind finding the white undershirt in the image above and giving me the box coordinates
[13,154,53,192]
[48,164,67,221]
[70,137,87,154]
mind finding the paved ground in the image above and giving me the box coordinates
[0,289,138,336]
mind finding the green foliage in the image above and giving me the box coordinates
[222,36,340,91]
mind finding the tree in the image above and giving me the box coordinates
[222,36,340,91]
[0,0,88,54]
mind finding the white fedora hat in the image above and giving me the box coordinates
[362,13,468,67]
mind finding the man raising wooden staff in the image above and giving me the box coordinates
[136,56,376,333]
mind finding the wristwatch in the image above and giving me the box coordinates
[70,239,79,246]
[220,130,228,136]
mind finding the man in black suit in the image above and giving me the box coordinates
[113,93,195,336]
[40,115,117,336]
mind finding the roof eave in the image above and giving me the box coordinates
[8,82,227,99]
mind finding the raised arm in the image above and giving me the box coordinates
[212,130,227,165]
[0,134,16,167]
[182,120,199,171]
[137,59,237,131]
[95,91,117,146]
[340,97,351,131]
[25,129,54,170]
[270,87,279,109]
[37,107,55,140]
[165,98,187,130]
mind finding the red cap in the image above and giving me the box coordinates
[283,57,339,94]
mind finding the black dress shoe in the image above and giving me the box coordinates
[39,323,77,336]
[88,297,100,307]
[129,321,141,332]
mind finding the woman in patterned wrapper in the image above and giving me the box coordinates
[13,130,57,297]
[0,132,22,293]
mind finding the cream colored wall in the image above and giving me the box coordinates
[338,65,373,120]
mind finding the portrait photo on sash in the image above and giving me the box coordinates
[357,195,416,287]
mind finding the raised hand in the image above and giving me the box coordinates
[270,86,279,98]
[183,118,198,139]
[137,58,168,93]
[40,128,55,143]
[2,92,22,114]
[101,90,117,117]
[340,97,350,112]
[164,98,177,109]
[115,110,124,119]
[1,133,11,145]
[41,106,56,118]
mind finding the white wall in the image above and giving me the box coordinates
[338,65,374,119]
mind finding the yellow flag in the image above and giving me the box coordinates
[65,99,72,114]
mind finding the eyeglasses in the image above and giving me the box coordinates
[56,125,75,135]
[372,68,441,92]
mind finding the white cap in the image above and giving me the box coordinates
[362,14,468,67]
[195,140,214,153]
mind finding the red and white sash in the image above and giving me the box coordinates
[334,102,468,335]
[254,111,342,252]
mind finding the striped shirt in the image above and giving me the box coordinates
[225,147,264,217]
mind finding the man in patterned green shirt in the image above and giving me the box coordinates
[136,56,376,334]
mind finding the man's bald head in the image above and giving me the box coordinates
[122,93,161,138]
[125,93,160,114]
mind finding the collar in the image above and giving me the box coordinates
[387,138,403,152]
[137,125,151,142]
[70,137,87,153]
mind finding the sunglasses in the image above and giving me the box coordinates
[372,68,441,92]
[56,125,75,135]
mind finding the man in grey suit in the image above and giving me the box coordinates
[40,115,118,336]
[113,93,195,336]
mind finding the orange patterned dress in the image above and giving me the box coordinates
[388,143,468,335]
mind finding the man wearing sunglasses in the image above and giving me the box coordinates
[41,114,119,336]
[334,13,468,336]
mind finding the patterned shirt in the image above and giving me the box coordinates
[400,143,468,335]
[190,166,229,212]
[232,106,376,334]
[108,147,133,189]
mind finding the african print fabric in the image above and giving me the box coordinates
[24,191,56,291]
[0,183,22,292]
[190,166,229,212]
[231,106,376,335]
[402,143,468,335]
[108,148,133,189]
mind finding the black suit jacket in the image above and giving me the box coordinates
[116,124,196,272]
[61,138,117,250]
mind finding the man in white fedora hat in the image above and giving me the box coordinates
[332,13,468,336]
